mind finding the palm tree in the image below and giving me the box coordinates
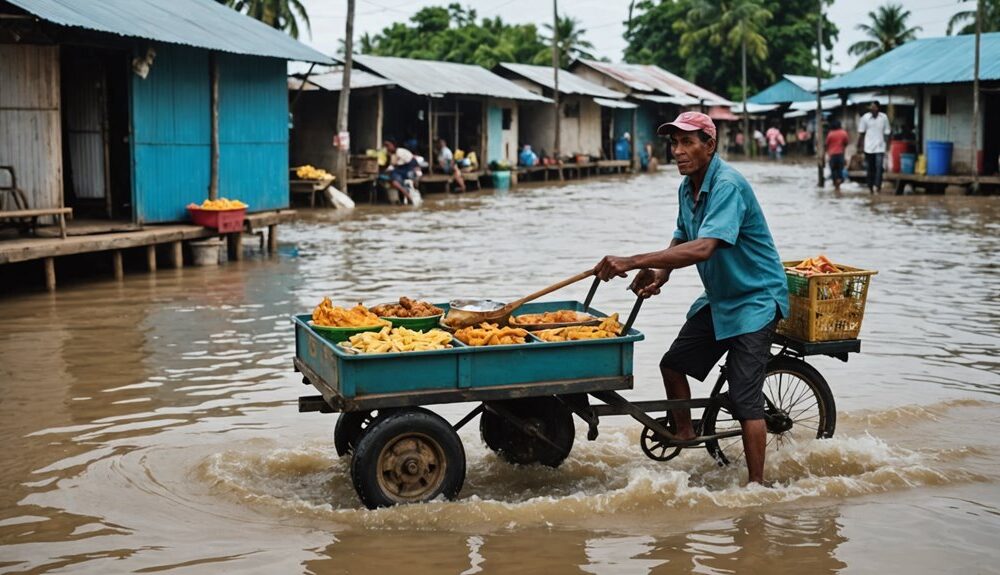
[848,3,921,67]
[221,0,311,39]
[536,16,596,65]
[679,0,772,155]
[948,0,1000,35]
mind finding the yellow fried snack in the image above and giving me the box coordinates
[311,297,388,327]
[340,326,453,353]
[369,297,443,318]
[534,314,623,342]
[453,322,529,346]
[295,165,332,180]
[510,310,593,325]
[187,197,248,210]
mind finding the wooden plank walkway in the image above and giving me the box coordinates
[1,209,296,291]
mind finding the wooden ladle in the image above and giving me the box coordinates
[444,269,595,329]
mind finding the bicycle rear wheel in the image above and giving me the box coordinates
[702,356,836,466]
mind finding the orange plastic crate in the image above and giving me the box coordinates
[188,207,246,234]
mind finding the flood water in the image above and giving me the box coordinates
[1,162,999,574]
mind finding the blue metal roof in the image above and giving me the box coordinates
[824,33,1000,92]
[748,78,815,104]
[7,0,334,63]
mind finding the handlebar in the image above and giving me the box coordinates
[582,275,645,337]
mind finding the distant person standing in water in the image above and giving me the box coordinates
[826,120,850,192]
[765,125,785,160]
[857,100,891,194]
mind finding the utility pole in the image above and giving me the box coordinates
[741,23,749,158]
[971,0,982,194]
[335,0,355,193]
[552,0,561,163]
[815,0,825,187]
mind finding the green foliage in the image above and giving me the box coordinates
[848,3,921,67]
[360,4,595,69]
[537,16,597,66]
[624,0,838,100]
[948,0,1000,35]
[219,0,310,39]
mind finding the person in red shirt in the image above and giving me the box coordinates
[826,120,850,192]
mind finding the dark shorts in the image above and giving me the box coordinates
[829,154,845,179]
[659,306,778,421]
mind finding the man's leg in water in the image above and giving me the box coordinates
[740,418,767,484]
[661,366,695,440]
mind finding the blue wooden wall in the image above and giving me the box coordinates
[487,105,503,163]
[131,44,211,223]
[131,45,289,223]
[217,53,288,213]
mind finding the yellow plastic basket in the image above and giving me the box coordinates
[777,260,877,342]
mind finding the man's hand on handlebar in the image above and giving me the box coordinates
[629,268,670,298]
[595,255,636,281]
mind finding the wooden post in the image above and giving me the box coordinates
[43,257,55,291]
[552,0,561,163]
[335,0,355,193]
[209,52,220,201]
[376,87,384,149]
[146,244,157,271]
[427,97,434,174]
[112,250,123,281]
[227,232,243,261]
[972,0,982,192]
[170,241,183,268]
[815,0,825,187]
[631,107,638,172]
[268,224,278,253]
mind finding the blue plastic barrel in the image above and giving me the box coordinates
[614,139,631,160]
[900,153,916,174]
[492,170,511,190]
[926,141,953,176]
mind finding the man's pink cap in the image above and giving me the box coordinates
[657,111,717,140]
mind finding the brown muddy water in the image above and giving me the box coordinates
[1,162,999,574]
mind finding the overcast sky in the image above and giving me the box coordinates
[295,0,968,74]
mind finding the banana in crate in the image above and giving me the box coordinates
[340,326,453,354]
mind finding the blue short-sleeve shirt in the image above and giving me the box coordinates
[672,155,789,340]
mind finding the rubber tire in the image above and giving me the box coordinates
[702,355,836,466]
[350,407,465,509]
[480,397,575,467]
[334,411,377,457]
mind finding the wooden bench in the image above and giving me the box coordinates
[419,171,482,193]
[0,207,73,239]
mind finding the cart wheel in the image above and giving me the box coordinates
[334,410,379,457]
[480,397,575,467]
[640,415,684,462]
[350,407,465,509]
[702,356,836,467]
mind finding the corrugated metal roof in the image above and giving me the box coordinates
[784,74,820,92]
[574,59,733,105]
[6,0,334,63]
[353,55,550,102]
[730,102,779,114]
[594,97,636,109]
[289,69,395,92]
[496,62,625,98]
[824,33,1000,92]
[748,78,816,104]
[633,94,700,106]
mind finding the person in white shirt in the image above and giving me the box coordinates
[857,100,891,194]
[436,138,466,193]
[383,139,416,204]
